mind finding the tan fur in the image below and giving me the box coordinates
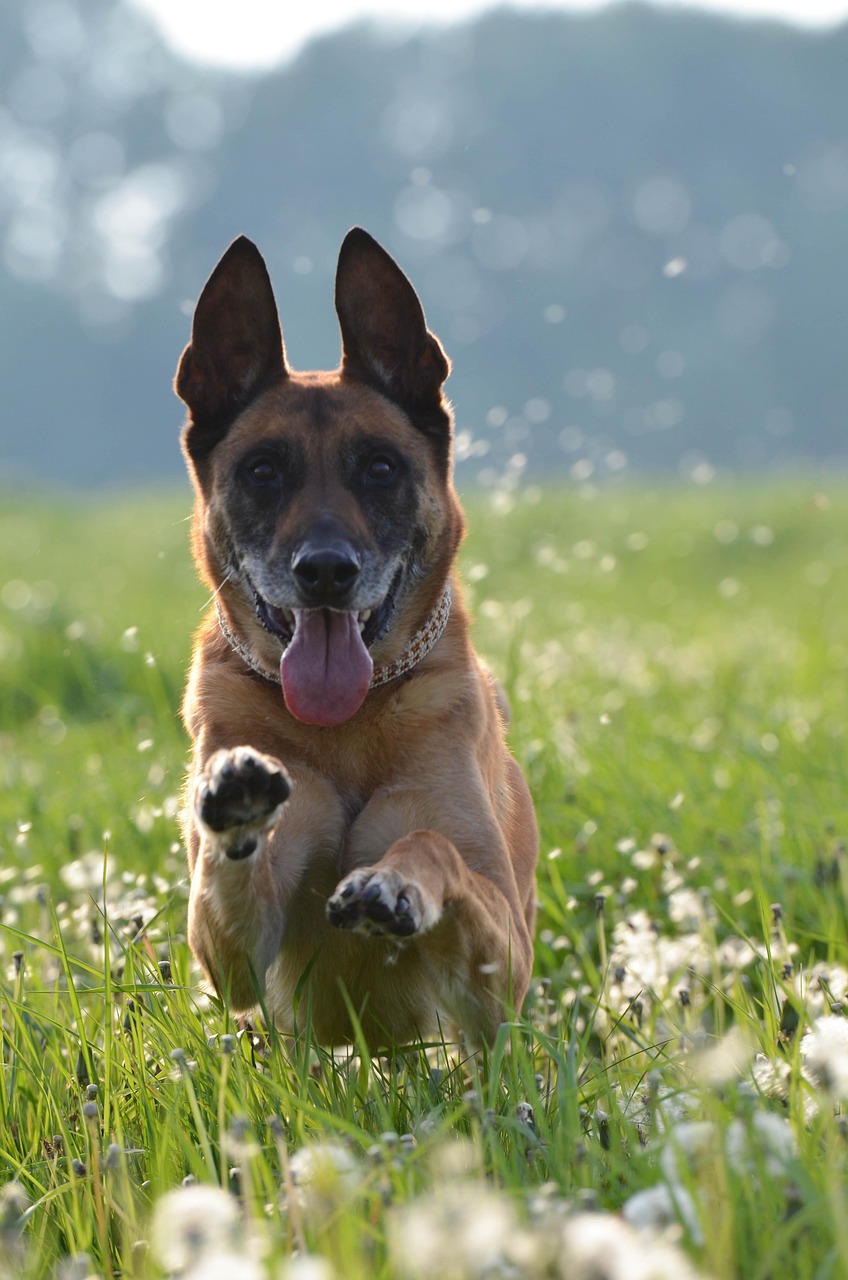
[177,231,538,1047]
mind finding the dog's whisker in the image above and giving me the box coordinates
[201,571,235,612]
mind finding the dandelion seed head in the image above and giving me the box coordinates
[0,1180,29,1241]
[280,1258,337,1280]
[150,1184,240,1272]
[183,1252,263,1280]
[691,1026,753,1087]
[608,910,710,1002]
[289,1140,362,1218]
[430,1137,481,1180]
[751,1053,792,1103]
[725,1112,795,1179]
[390,1183,518,1280]
[516,1101,535,1128]
[715,936,758,971]
[795,962,848,1019]
[801,1014,848,1099]
[667,887,706,929]
[60,851,114,893]
[623,1183,701,1243]
[563,1211,703,1280]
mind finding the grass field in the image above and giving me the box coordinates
[1,479,847,1279]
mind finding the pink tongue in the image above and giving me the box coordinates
[281,609,374,726]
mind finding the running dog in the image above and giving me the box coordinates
[176,229,537,1046]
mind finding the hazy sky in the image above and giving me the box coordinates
[132,0,848,69]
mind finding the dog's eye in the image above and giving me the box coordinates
[365,454,397,483]
[246,457,280,487]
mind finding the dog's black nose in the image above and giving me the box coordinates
[291,544,361,602]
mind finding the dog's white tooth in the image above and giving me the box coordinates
[358,619,366,633]
[359,609,372,622]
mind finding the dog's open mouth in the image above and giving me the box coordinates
[256,596,392,650]
[252,573,401,728]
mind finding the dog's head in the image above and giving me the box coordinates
[176,229,464,727]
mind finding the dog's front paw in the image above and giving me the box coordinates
[195,747,290,859]
[327,867,434,939]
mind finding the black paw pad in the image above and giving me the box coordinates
[326,874,422,939]
[198,748,290,834]
[362,882,393,922]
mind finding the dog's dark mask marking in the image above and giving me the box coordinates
[176,228,461,727]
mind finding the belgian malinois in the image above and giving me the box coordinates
[176,229,538,1047]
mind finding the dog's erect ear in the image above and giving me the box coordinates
[335,228,450,412]
[175,237,287,438]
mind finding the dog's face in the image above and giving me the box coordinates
[176,229,464,727]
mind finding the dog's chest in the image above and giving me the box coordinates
[269,892,440,1044]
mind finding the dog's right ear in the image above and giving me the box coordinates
[176,237,287,458]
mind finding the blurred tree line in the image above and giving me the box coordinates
[1,0,847,487]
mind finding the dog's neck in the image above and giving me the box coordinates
[215,585,452,692]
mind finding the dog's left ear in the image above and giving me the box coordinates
[335,228,450,414]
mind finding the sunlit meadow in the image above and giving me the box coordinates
[1,479,847,1279]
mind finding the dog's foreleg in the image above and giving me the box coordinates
[187,746,291,1010]
[326,830,533,1040]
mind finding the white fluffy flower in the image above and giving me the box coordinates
[281,1258,337,1280]
[289,1140,362,1219]
[801,1015,848,1099]
[150,1184,240,1273]
[623,1183,702,1244]
[390,1179,706,1280]
[661,1111,795,1189]
[60,851,114,893]
[563,1211,703,1279]
[390,1182,519,1279]
[184,1253,263,1280]
[725,1112,795,1178]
